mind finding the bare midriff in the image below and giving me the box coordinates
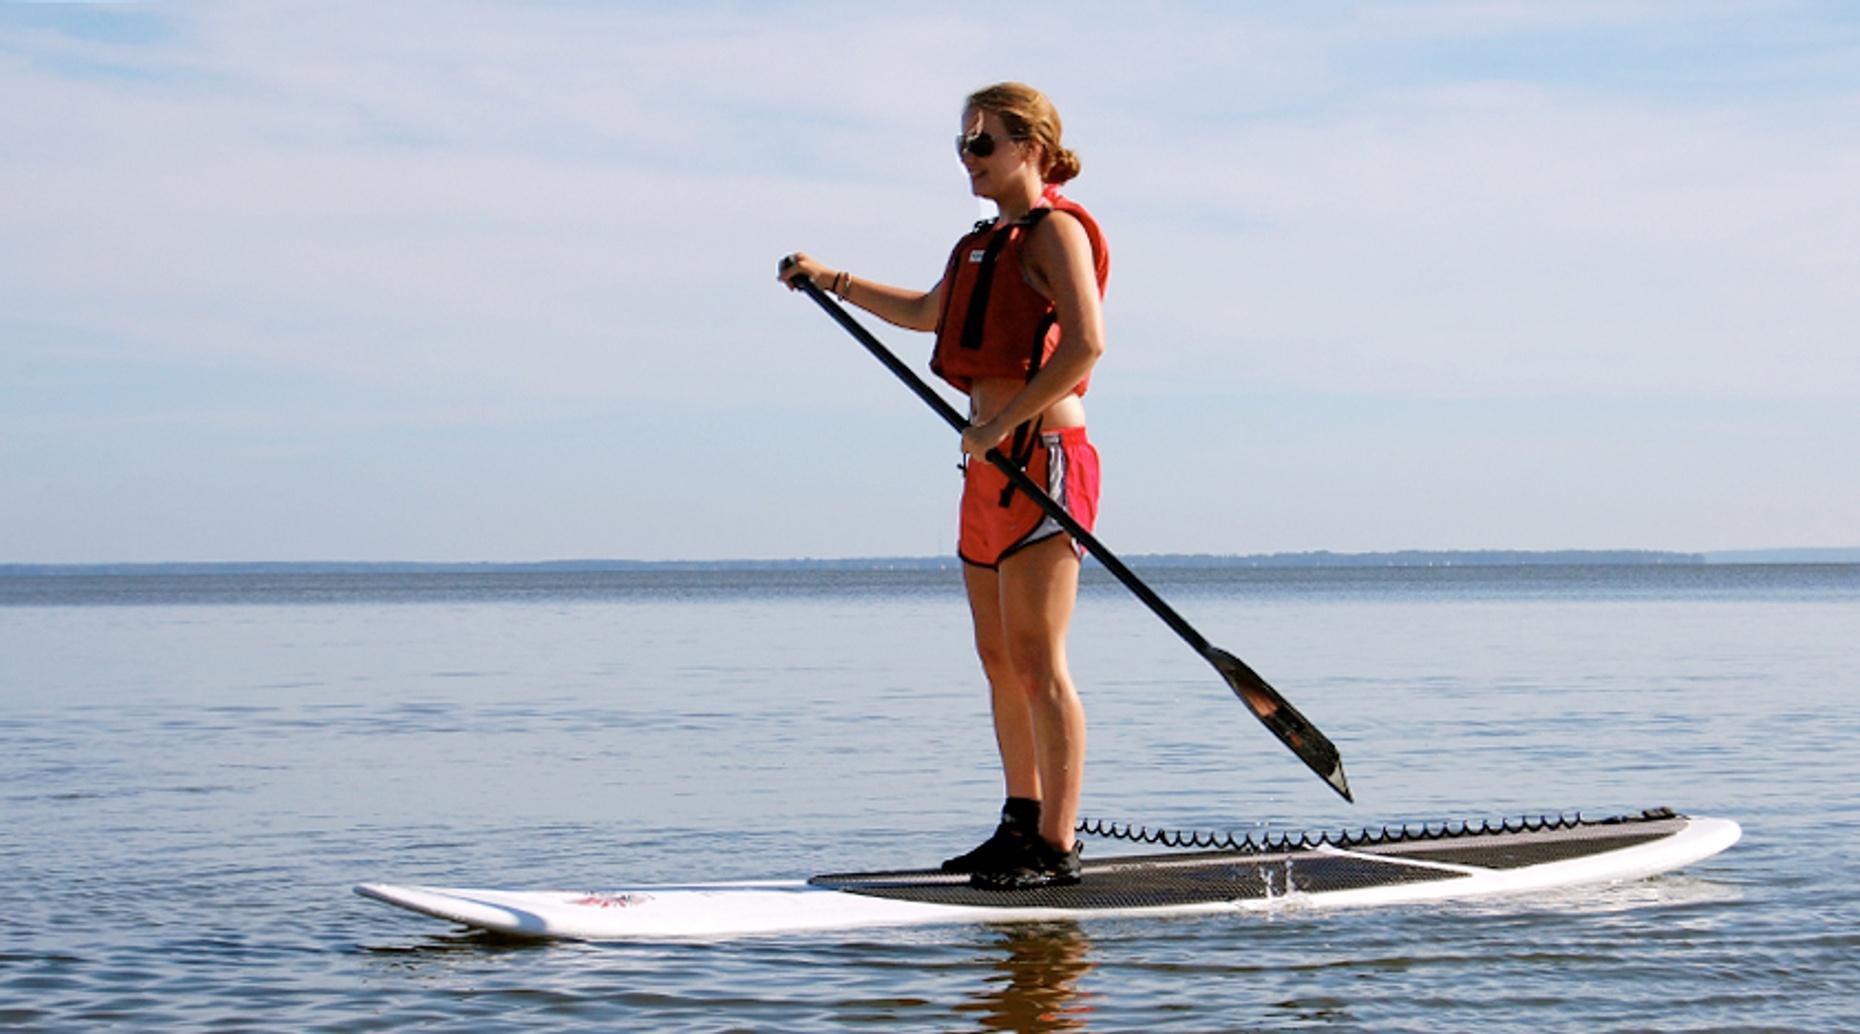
[967,376,1087,430]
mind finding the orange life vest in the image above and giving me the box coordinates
[930,190,1109,396]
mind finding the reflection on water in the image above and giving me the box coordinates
[361,928,552,958]
[959,922,1096,1033]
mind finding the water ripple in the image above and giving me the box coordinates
[2,567,1855,1030]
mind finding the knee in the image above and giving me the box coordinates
[1003,638,1065,699]
[973,637,1015,679]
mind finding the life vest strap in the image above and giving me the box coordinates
[960,207,1053,353]
[996,304,1060,508]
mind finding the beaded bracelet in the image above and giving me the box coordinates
[832,271,851,299]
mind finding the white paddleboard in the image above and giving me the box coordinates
[357,810,1738,941]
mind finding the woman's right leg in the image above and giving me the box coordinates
[964,560,1040,801]
[937,560,1042,873]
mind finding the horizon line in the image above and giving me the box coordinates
[5,547,1860,574]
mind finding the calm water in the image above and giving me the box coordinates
[2,564,1857,1031]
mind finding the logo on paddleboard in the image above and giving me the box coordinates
[570,892,652,909]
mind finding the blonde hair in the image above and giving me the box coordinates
[966,81,1081,185]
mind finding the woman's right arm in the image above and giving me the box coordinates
[778,251,942,333]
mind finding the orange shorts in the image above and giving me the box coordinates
[959,426,1100,568]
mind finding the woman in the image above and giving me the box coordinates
[779,82,1109,890]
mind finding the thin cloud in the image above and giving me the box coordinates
[3,2,1854,560]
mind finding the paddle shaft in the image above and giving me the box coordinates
[788,273,1352,801]
[792,279,1210,648]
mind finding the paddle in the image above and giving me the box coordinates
[784,268,1354,802]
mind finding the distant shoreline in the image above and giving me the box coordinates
[5,548,1857,577]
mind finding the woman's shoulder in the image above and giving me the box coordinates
[1024,199,1107,281]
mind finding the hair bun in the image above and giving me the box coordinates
[1046,147,1082,185]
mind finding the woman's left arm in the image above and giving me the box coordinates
[961,212,1106,456]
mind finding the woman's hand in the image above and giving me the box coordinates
[961,418,1010,460]
[776,251,834,291]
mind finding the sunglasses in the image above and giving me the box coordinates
[955,131,1025,159]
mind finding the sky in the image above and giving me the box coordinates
[3,1,1856,564]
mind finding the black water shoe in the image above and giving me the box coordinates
[969,837,1083,891]
[942,797,1042,873]
[941,821,1031,873]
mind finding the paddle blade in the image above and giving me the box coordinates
[1208,647,1353,802]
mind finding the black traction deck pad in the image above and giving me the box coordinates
[808,810,1686,910]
